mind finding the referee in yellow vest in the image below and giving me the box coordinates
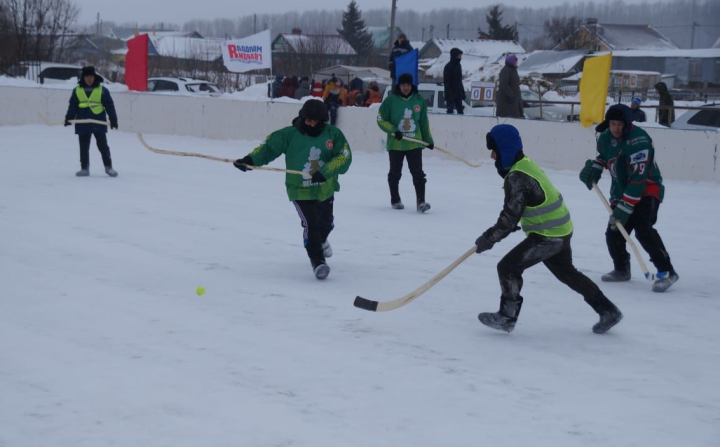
[474,124,622,335]
[64,66,119,177]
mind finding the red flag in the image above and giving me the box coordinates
[125,34,148,91]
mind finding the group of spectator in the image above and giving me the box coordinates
[270,73,384,125]
[270,74,383,107]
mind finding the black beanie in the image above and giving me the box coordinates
[299,99,328,122]
[81,66,96,77]
[398,73,414,86]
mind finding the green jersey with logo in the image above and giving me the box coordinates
[377,92,434,151]
[596,125,664,206]
[248,123,352,201]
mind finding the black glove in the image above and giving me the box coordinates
[475,235,494,254]
[579,159,603,190]
[512,225,521,232]
[233,156,254,172]
[394,131,404,141]
[311,171,326,184]
[64,120,71,127]
[426,143,434,150]
[110,120,118,130]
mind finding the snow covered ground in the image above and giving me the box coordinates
[1,125,719,447]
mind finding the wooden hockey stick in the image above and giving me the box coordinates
[354,246,477,312]
[403,136,483,168]
[137,134,310,178]
[37,113,109,126]
[592,183,667,281]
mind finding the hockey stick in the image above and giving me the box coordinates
[354,246,477,312]
[137,134,310,178]
[37,113,109,127]
[592,183,667,281]
[402,136,483,168]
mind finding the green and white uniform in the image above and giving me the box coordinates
[248,123,352,201]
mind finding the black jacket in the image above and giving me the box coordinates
[65,75,118,135]
[443,49,465,102]
[631,108,646,123]
[388,40,413,73]
[654,82,675,126]
[483,161,546,243]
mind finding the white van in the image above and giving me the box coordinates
[382,83,493,117]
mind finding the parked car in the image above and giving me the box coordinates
[382,83,493,117]
[520,89,580,121]
[670,104,720,131]
[469,87,579,121]
[147,77,221,96]
[7,61,113,84]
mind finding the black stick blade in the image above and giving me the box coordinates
[354,296,378,312]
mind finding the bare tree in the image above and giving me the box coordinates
[544,16,586,49]
[0,0,79,68]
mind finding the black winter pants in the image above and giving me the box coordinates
[446,97,464,115]
[79,132,112,169]
[497,233,601,301]
[293,196,334,265]
[388,148,426,204]
[605,197,673,272]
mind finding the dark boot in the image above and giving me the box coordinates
[478,297,523,333]
[585,293,623,334]
[311,257,330,280]
[389,181,402,209]
[652,270,679,293]
[601,259,631,282]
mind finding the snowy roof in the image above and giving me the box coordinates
[714,37,720,49]
[149,36,223,61]
[611,49,720,58]
[421,38,525,58]
[424,53,510,79]
[588,23,678,51]
[110,27,202,41]
[313,65,390,81]
[610,70,662,75]
[274,33,356,56]
[517,50,587,76]
[409,41,425,51]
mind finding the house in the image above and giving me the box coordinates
[419,38,525,80]
[517,50,589,82]
[553,20,679,52]
[66,35,126,63]
[611,48,720,87]
[272,29,357,76]
[419,38,525,60]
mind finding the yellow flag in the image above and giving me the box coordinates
[579,54,612,127]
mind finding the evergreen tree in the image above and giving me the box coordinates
[338,1,374,57]
[484,5,517,41]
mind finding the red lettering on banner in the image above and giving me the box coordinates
[228,45,239,58]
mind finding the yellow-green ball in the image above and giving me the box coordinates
[196,286,205,296]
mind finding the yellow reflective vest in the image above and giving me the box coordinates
[75,86,104,115]
[508,157,573,238]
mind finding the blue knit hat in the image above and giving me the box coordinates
[488,124,523,169]
[632,97,642,106]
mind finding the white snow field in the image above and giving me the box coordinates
[1,125,719,447]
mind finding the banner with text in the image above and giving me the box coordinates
[222,30,272,73]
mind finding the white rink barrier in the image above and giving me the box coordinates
[1,85,718,183]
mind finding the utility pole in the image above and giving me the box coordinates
[422,27,425,41]
[96,12,100,35]
[388,0,397,56]
[446,23,450,39]
[690,21,697,49]
[254,14,257,34]
[429,24,434,40]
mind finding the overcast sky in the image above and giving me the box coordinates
[76,0,669,27]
